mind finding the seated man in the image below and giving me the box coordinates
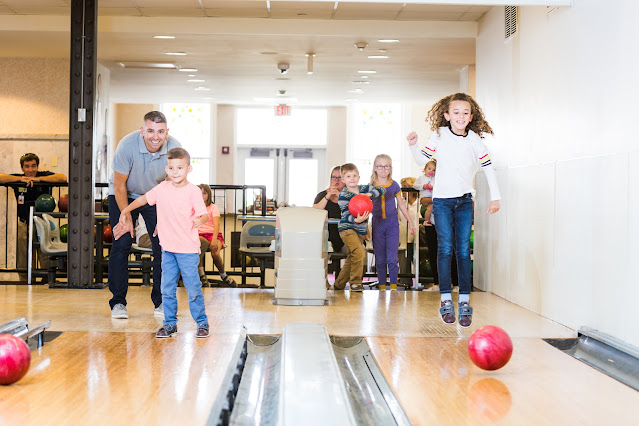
[0,153,67,279]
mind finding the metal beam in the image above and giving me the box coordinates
[68,0,98,288]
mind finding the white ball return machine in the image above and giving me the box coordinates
[272,207,329,306]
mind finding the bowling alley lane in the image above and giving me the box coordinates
[367,336,639,425]
[0,331,244,426]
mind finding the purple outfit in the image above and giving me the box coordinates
[372,180,401,285]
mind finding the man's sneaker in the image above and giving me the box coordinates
[111,303,128,319]
[154,303,164,318]
[221,276,237,288]
[196,325,210,338]
[439,300,456,324]
[156,324,177,338]
[350,284,363,292]
[458,302,473,328]
[200,274,210,287]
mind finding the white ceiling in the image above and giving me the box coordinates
[0,1,494,105]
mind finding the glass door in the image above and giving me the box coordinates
[237,147,325,208]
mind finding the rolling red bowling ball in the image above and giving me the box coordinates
[0,334,31,385]
[58,193,69,213]
[348,194,373,217]
[468,326,513,371]
[103,225,113,243]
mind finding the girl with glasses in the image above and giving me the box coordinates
[369,155,416,290]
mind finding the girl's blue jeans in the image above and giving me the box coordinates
[432,194,473,295]
[161,250,208,327]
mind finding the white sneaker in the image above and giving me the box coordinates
[154,303,164,317]
[111,303,128,319]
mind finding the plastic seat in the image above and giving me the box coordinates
[239,221,275,287]
[33,216,67,284]
[41,213,65,246]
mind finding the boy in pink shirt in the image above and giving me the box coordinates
[115,148,210,338]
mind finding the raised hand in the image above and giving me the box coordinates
[406,131,418,146]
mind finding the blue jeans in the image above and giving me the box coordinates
[433,194,473,295]
[108,195,163,309]
[161,250,208,327]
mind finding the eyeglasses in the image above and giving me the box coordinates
[331,176,342,180]
[375,165,391,170]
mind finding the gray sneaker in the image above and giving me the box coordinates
[154,303,164,317]
[111,303,128,319]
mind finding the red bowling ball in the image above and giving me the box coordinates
[58,193,69,213]
[468,325,513,371]
[103,225,113,243]
[0,334,31,385]
[348,194,373,218]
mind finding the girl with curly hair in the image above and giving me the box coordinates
[406,92,501,328]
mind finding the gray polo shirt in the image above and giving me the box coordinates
[108,130,182,199]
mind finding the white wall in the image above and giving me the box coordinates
[475,1,639,347]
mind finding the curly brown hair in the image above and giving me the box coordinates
[426,93,494,138]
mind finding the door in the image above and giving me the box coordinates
[237,147,326,207]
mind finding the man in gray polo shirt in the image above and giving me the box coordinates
[108,111,181,319]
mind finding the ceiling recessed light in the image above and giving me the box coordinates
[165,52,187,56]
[195,87,211,91]
[353,81,370,84]
[378,49,387,53]
[378,39,400,43]
[360,75,369,79]
[187,79,205,83]
[358,70,376,74]
[153,35,175,39]
[348,88,363,93]
[368,55,388,59]
[187,74,195,77]
[178,68,198,72]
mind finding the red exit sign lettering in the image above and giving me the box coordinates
[275,105,291,116]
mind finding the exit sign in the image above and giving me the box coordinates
[275,105,291,116]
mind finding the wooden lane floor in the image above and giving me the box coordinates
[0,285,574,338]
[3,285,637,424]
[0,330,244,425]
[368,337,639,425]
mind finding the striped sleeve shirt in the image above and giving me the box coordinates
[409,126,501,201]
[338,184,386,235]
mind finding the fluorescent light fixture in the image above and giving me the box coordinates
[178,68,198,72]
[348,88,363,93]
[187,79,205,83]
[187,74,195,77]
[165,52,187,56]
[358,70,376,74]
[306,53,315,75]
[353,81,370,84]
[153,35,175,39]
[194,87,211,91]
[118,62,176,69]
[368,55,388,59]
[360,75,369,78]
[378,39,400,43]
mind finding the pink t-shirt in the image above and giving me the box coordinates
[198,204,220,234]
[145,181,208,254]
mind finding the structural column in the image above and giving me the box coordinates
[67,0,97,288]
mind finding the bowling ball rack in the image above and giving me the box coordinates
[0,318,61,351]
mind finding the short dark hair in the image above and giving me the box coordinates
[20,153,39,168]
[167,147,190,163]
[144,111,167,124]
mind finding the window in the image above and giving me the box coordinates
[236,108,327,146]
[350,104,402,182]
[161,103,211,185]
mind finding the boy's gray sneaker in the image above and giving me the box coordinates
[154,303,164,317]
[111,303,128,319]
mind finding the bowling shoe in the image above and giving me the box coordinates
[439,300,456,324]
[111,303,129,319]
[156,324,177,338]
[458,302,473,328]
[350,284,363,292]
[196,325,210,338]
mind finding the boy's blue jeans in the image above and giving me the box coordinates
[161,250,208,327]
[432,194,473,295]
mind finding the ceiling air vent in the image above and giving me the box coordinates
[505,6,518,40]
